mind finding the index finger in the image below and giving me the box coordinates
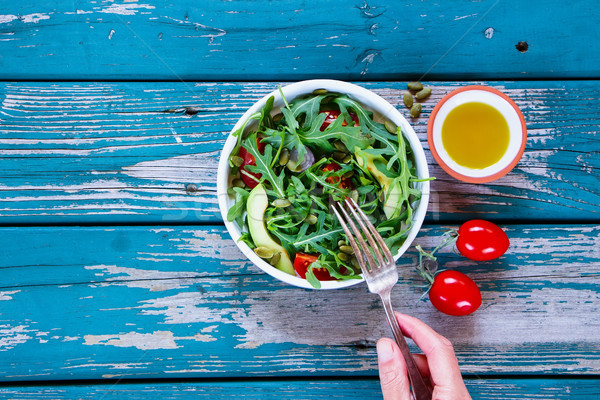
[394,313,464,388]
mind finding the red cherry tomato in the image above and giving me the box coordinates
[429,270,481,316]
[322,162,354,189]
[238,147,260,188]
[237,137,266,189]
[456,220,509,261]
[319,110,359,131]
[293,253,334,281]
[256,137,266,153]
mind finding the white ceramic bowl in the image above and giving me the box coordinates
[427,85,527,183]
[217,80,430,289]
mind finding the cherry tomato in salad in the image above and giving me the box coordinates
[456,219,509,261]
[428,270,481,316]
[322,162,354,189]
[319,110,359,131]
[293,253,335,281]
[238,137,266,189]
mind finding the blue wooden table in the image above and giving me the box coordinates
[1,1,599,399]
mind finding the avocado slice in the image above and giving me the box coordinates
[246,183,295,275]
[354,147,403,219]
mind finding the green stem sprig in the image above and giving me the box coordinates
[415,229,459,286]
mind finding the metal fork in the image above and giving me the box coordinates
[333,198,433,400]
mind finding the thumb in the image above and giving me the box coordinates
[376,338,411,400]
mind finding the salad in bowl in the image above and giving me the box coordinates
[217,80,429,289]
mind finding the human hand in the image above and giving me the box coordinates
[376,313,471,400]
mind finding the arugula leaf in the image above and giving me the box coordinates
[307,171,347,195]
[293,227,344,253]
[315,116,374,153]
[385,126,408,173]
[293,108,375,156]
[262,116,309,163]
[290,176,306,193]
[305,266,321,289]
[238,232,256,249]
[281,106,299,134]
[334,96,398,156]
[298,113,334,153]
[309,194,329,211]
[268,228,298,257]
[229,111,261,167]
[244,133,286,198]
[385,127,418,221]
[289,94,326,127]
[324,254,361,280]
[356,184,376,195]
[258,96,275,130]
[227,187,250,224]
[281,128,308,163]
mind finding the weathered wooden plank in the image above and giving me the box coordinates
[0,1,598,80]
[0,378,598,399]
[1,225,598,380]
[0,81,598,224]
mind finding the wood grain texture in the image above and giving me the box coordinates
[0,378,598,399]
[2,0,598,393]
[0,1,598,80]
[1,225,598,380]
[1,81,598,224]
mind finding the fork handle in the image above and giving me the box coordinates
[379,290,433,400]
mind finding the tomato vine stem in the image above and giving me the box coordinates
[415,230,459,285]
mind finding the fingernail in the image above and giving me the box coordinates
[376,339,395,364]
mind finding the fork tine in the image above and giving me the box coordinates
[348,197,394,263]
[332,203,376,273]
[344,198,386,267]
[331,205,367,274]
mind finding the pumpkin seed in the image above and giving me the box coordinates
[230,155,244,167]
[273,198,291,208]
[254,246,275,259]
[350,190,359,202]
[227,187,235,196]
[312,88,328,95]
[343,170,354,179]
[415,87,432,100]
[286,159,300,172]
[384,120,397,134]
[407,81,423,91]
[278,148,290,166]
[340,245,354,255]
[403,92,414,109]
[232,179,245,188]
[332,151,347,162]
[333,141,348,152]
[410,103,422,118]
[343,155,353,164]
[269,252,281,266]
[351,256,360,268]
[304,214,318,225]
[273,113,283,122]
[338,240,348,247]
[379,190,385,202]
[337,252,350,262]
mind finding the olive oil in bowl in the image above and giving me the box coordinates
[441,102,509,169]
